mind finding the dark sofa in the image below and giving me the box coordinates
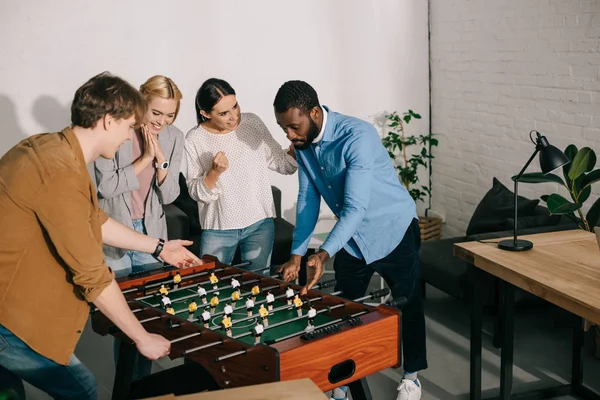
[163,173,295,270]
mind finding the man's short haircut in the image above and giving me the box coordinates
[71,71,146,129]
[273,80,320,116]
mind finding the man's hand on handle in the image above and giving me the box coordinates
[278,250,330,295]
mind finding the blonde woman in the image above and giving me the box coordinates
[95,75,185,277]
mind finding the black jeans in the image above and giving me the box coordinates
[333,218,427,373]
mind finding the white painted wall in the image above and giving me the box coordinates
[430,0,600,237]
[0,0,429,224]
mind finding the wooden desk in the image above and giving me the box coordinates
[454,230,600,400]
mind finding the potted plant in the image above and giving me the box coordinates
[517,145,600,232]
[381,110,440,240]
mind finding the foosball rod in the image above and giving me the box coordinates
[123,261,251,295]
[145,278,265,308]
[230,289,399,343]
[184,280,338,323]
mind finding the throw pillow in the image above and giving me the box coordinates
[466,177,540,236]
[504,214,561,231]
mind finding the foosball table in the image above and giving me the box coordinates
[91,256,405,400]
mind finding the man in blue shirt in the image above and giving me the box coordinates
[274,81,427,400]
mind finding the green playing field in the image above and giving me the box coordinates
[140,281,334,345]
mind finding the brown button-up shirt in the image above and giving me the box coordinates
[0,127,113,365]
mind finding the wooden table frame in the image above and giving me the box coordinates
[455,230,600,400]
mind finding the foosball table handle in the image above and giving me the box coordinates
[369,288,391,299]
[388,297,408,308]
[316,279,336,289]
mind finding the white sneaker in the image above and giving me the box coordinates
[396,378,422,400]
[329,385,348,400]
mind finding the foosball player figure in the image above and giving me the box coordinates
[201,306,211,328]
[230,277,240,292]
[210,292,220,314]
[293,294,303,317]
[253,321,264,344]
[172,272,182,289]
[197,285,207,304]
[231,289,240,307]
[307,305,317,330]
[223,301,233,317]
[166,305,175,315]
[258,304,269,327]
[188,300,198,321]
[161,295,172,310]
[266,291,275,311]
[159,284,169,297]
[245,296,255,317]
[250,284,260,301]
[221,315,233,337]
[209,272,219,290]
[286,286,295,305]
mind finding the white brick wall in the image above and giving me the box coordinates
[430,0,600,237]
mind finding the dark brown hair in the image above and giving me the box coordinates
[71,71,146,128]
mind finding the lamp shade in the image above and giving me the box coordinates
[539,144,569,174]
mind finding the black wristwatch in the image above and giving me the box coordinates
[152,238,165,258]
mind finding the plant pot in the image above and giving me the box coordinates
[419,216,442,242]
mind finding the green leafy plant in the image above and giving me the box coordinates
[517,145,600,232]
[381,110,438,204]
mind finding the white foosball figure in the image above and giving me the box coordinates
[254,322,264,344]
[286,286,295,305]
[307,306,317,330]
[245,297,255,316]
[224,302,233,317]
[197,285,207,303]
[266,292,275,311]
[230,277,240,291]
[201,307,211,328]
[161,296,172,309]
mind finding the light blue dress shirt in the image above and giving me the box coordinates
[292,106,417,264]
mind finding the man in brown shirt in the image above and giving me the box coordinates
[0,72,201,400]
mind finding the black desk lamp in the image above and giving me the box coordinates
[498,130,570,251]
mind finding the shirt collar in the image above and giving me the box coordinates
[312,105,328,144]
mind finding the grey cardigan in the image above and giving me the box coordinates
[95,124,184,260]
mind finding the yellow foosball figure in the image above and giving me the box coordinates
[159,284,169,296]
[173,273,182,289]
[231,290,241,307]
[210,292,220,313]
[222,315,233,337]
[258,304,269,327]
[209,272,219,290]
[166,306,175,315]
[251,284,260,301]
[188,300,198,321]
[293,294,303,317]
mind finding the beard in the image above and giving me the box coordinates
[293,117,320,150]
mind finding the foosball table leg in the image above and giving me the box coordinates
[112,341,137,400]
[348,378,373,400]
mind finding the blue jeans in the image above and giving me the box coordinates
[333,218,427,373]
[106,218,162,279]
[200,218,274,274]
[0,324,96,400]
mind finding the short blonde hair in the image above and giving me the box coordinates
[139,75,183,122]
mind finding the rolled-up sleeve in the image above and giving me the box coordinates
[156,127,184,204]
[254,114,298,175]
[95,154,139,200]
[33,171,113,302]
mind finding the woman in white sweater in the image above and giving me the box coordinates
[185,78,297,273]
